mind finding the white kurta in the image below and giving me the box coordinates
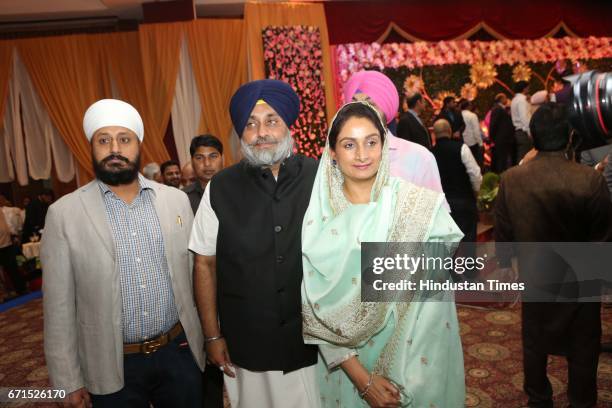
[224,364,321,408]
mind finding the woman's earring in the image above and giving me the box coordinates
[332,159,337,167]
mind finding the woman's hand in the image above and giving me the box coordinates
[362,374,401,408]
[339,356,401,407]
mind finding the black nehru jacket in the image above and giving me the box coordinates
[431,138,474,202]
[209,154,318,372]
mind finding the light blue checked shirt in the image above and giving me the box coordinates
[99,175,179,343]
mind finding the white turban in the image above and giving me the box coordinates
[83,99,144,142]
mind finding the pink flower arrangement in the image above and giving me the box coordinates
[336,37,612,85]
[263,26,328,158]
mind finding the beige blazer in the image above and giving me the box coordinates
[41,179,205,395]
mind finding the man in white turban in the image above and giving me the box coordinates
[41,99,205,408]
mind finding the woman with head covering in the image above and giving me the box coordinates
[302,101,465,407]
[343,71,447,210]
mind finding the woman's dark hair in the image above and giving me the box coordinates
[328,103,386,149]
[530,102,570,152]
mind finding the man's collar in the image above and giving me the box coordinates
[185,181,204,193]
[98,173,154,196]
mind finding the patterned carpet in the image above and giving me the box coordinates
[1,298,612,407]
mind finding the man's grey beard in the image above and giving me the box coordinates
[240,131,294,167]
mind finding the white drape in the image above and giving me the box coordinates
[0,51,76,185]
[16,53,52,181]
[0,122,13,182]
[171,35,201,167]
[15,52,75,183]
[3,50,28,186]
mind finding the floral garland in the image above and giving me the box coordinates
[263,25,328,158]
[336,36,612,84]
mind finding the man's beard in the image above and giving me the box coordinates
[240,131,294,167]
[93,153,141,186]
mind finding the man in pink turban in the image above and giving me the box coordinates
[343,70,447,205]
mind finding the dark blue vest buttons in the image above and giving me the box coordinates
[274,225,282,233]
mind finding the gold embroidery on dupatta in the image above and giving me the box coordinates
[372,183,441,376]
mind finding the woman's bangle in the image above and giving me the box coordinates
[359,372,375,399]
[204,335,224,343]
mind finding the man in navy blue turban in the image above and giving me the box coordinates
[229,79,300,137]
[189,79,321,407]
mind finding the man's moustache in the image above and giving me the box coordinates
[101,155,129,164]
[250,137,279,147]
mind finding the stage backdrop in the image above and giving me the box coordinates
[334,37,612,128]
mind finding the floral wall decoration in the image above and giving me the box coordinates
[336,37,612,128]
[263,25,328,158]
[403,74,424,98]
[460,83,478,101]
[336,37,612,80]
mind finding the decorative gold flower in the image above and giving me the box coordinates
[512,63,532,82]
[403,75,424,97]
[470,62,497,89]
[460,83,478,101]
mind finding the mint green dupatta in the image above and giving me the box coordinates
[301,103,465,407]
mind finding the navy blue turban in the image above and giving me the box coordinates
[229,79,300,137]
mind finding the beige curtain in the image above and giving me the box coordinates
[101,32,170,166]
[17,35,112,182]
[244,2,337,119]
[186,19,246,165]
[139,22,184,165]
[171,36,201,167]
[16,52,52,181]
[3,50,28,186]
[0,43,16,183]
[0,42,13,132]
[15,51,75,182]
[0,122,13,183]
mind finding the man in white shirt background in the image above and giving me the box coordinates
[511,81,533,162]
[460,99,484,168]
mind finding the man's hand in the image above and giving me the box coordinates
[64,387,91,408]
[595,154,609,172]
[520,148,538,165]
[206,338,236,378]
